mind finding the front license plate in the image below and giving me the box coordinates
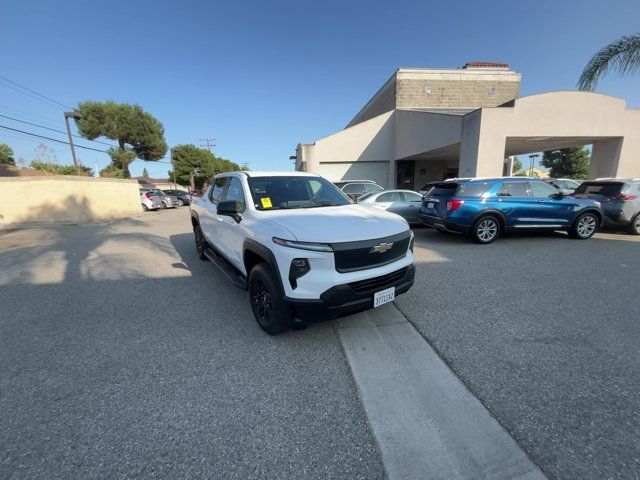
[427,202,434,209]
[374,287,395,308]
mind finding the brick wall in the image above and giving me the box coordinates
[396,78,520,109]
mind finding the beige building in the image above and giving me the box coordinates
[295,62,640,189]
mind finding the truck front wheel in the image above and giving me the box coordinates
[249,263,291,335]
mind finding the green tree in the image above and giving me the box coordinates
[99,164,124,178]
[31,161,93,176]
[170,144,240,190]
[75,101,167,178]
[541,147,590,179]
[578,33,640,90]
[511,158,523,175]
[142,167,149,178]
[0,143,15,165]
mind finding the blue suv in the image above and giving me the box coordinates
[419,178,603,244]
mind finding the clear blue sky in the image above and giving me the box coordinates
[1,0,638,178]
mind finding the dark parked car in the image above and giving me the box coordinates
[356,189,423,224]
[419,177,603,244]
[334,180,384,200]
[162,189,191,206]
[572,179,640,234]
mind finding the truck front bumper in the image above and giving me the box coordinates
[285,264,415,320]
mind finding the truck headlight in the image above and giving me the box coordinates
[272,237,333,252]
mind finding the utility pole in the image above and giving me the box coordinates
[64,111,82,174]
[200,138,216,151]
[528,153,540,177]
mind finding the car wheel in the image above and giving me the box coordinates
[178,198,186,206]
[142,204,148,211]
[194,224,208,260]
[569,212,598,239]
[471,216,500,244]
[249,263,291,335]
[160,201,167,209]
[627,213,640,235]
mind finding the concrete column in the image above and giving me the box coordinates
[388,159,396,189]
[300,144,319,174]
[590,138,623,179]
[460,110,506,178]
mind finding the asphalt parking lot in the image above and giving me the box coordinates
[0,209,384,480]
[400,227,640,480]
[1,208,639,479]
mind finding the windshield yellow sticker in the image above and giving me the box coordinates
[261,197,273,208]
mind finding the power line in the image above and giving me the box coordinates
[0,113,117,147]
[200,137,216,151]
[0,75,73,110]
[0,124,109,153]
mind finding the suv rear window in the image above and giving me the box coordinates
[456,182,493,197]
[424,183,457,197]
[574,182,627,196]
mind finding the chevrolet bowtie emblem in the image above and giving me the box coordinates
[370,242,393,254]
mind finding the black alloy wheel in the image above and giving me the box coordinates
[248,263,291,335]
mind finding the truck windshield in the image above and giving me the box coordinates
[247,176,352,210]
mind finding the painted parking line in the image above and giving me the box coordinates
[336,304,547,480]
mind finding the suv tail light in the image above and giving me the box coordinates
[446,199,465,211]
[615,193,637,200]
[145,193,153,200]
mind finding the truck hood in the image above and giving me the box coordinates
[257,205,409,243]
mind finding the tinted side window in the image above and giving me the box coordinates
[364,183,384,193]
[377,191,402,202]
[343,183,365,194]
[209,177,228,203]
[223,177,246,212]
[456,182,492,197]
[402,192,423,202]
[575,182,626,196]
[529,181,559,197]
[499,182,530,197]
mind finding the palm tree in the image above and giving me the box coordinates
[578,33,640,91]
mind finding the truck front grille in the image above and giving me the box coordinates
[332,231,410,273]
[348,267,408,293]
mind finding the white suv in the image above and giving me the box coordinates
[190,171,415,334]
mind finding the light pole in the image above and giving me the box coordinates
[528,153,540,177]
[64,111,82,174]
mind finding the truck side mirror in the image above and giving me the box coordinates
[217,200,242,223]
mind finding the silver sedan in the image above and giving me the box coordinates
[356,189,424,224]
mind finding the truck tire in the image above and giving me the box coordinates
[249,263,291,335]
[194,224,208,260]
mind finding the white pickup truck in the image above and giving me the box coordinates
[189,171,415,334]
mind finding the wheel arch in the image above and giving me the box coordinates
[472,209,507,229]
[190,210,199,229]
[243,239,285,295]
[574,208,602,227]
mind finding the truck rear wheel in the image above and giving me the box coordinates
[249,263,291,335]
